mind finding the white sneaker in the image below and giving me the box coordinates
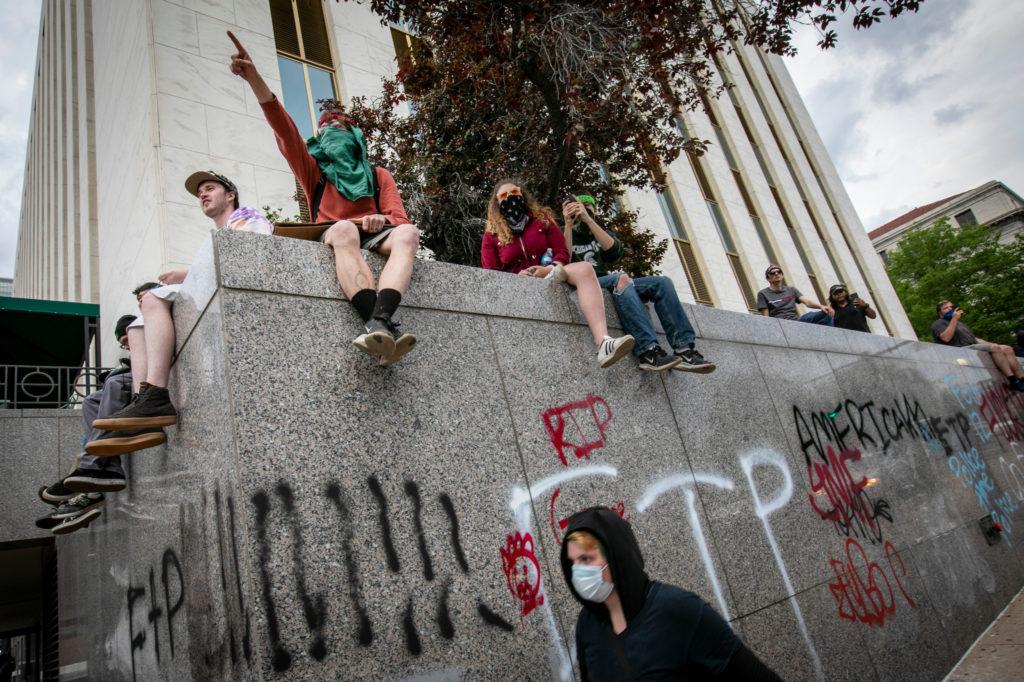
[545,263,568,282]
[597,335,635,368]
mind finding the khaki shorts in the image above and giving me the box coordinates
[318,226,394,251]
[967,342,994,352]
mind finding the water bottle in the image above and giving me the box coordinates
[541,248,553,266]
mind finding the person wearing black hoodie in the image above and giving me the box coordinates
[560,507,781,681]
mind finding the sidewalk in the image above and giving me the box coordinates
[946,587,1024,680]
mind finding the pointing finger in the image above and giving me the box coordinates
[227,30,247,56]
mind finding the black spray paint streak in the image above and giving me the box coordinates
[403,597,422,656]
[367,475,401,572]
[439,493,469,574]
[437,582,455,640]
[146,569,164,663]
[227,495,252,661]
[213,488,238,664]
[127,585,146,682]
[325,482,374,646]
[161,550,184,659]
[251,490,292,672]
[477,601,515,632]
[276,481,328,662]
[404,480,435,581]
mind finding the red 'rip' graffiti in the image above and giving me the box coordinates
[542,395,612,466]
[548,488,625,544]
[807,446,886,540]
[828,538,916,627]
[500,531,544,617]
[980,383,1024,443]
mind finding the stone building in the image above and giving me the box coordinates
[869,180,1024,261]
[13,0,915,363]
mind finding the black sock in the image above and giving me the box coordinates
[372,289,402,321]
[351,289,377,323]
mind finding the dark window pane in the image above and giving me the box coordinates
[296,0,333,66]
[269,0,299,56]
[657,191,689,241]
[278,56,313,139]
[955,209,977,227]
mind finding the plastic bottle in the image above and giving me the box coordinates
[541,248,553,266]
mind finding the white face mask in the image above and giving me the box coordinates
[572,563,614,602]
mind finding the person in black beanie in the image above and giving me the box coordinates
[561,507,782,681]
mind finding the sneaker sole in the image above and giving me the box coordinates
[38,485,73,505]
[85,431,167,457]
[36,515,62,530]
[92,415,177,430]
[353,331,396,359]
[639,357,683,372]
[52,509,101,535]
[672,361,717,374]
[64,475,127,493]
[379,334,417,368]
[599,337,636,368]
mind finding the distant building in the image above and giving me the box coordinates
[869,181,1024,261]
[0,277,12,297]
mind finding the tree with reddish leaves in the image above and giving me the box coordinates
[338,0,923,271]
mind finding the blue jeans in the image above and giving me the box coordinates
[597,273,696,355]
[799,310,833,326]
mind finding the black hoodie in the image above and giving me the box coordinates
[560,507,781,681]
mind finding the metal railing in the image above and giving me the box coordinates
[1,364,116,409]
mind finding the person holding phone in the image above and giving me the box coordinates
[226,31,419,367]
[932,300,1024,391]
[827,284,875,333]
[481,179,634,368]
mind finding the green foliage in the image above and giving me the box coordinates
[260,206,302,224]
[885,219,1024,344]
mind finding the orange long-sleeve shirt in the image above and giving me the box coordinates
[260,96,410,226]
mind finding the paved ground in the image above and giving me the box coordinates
[947,587,1024,680]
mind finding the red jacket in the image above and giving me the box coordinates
[480,216,570,274]
[260,96,410,225]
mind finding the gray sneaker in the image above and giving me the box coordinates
[353,318,395,359]
[673,345,716,373]
[50,493,104,535]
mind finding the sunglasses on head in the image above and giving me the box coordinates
[497,187,522,202]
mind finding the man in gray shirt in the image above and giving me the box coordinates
[756,264,834,325]
[931,300,1024,392]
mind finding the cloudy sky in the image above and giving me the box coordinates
[0,0,1022,278]
[784,0,1024,231]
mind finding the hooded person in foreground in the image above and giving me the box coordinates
[560,507,782,681]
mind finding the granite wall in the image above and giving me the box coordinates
[50,230,1024,681]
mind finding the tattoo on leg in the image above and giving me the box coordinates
[355,272,371,290]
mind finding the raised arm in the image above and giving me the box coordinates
[937,308,963,343]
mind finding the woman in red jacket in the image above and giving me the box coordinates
[481,180,634,368]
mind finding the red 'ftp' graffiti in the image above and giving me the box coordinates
[542,395,612,466]
[980,383,1024,443]
[828,538,916,627]
[808,446,892,542]
[500,531,544,617]
[548,488,625,544]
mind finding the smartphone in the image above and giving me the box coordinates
[849,292,859,301]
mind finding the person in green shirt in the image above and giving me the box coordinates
[562,195,715,373]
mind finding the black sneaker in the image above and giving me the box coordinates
[38,480,74,505]
[63,467,127,493]
[379,320,417,367]
[49,492,104,522]
[85,427,166,457]
[35,513,62,530]
[638,346,682,372]
[92,383,177,430]
[52,501,103,536]
[353,318,395,359]
[1010,377,1024,393]
[673,345,717,374]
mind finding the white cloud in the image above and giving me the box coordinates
[0,2,41,279]
[784,0,1024,232]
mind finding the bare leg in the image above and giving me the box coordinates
[563,262,609,345]
[375,224,419,294]
[139,294,175,387]
[127,327,147,393]
[323,220,376,297]
[991,345,1024,379]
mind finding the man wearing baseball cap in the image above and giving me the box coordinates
[562,194,715,373]
[227,31,419,368]
[827,283,875,333]
[757,265,833,325]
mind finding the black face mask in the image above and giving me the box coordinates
[499,194,528,233]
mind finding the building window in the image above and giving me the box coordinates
[270,0,338,139]
[954,209,977,227]
[657,189,713,306]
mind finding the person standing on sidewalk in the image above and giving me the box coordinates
[563,195,715,373]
